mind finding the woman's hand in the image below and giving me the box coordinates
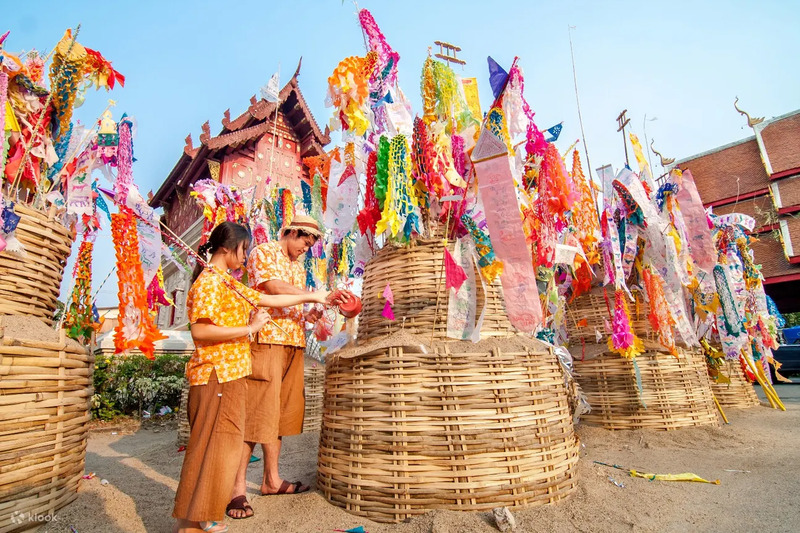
[249,308,271,331]
[314,289,331,304]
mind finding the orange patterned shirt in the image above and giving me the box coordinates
[185,268,263,386]
[247,241,307,347]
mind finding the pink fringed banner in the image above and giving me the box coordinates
[473,148,542,333]
[676,170,716,274]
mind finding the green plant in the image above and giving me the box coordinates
[785,312,800,328]
[92,352,189,421]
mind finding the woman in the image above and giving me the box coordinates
[172,222,328,533]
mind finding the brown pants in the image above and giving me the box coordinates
[244,343,305,443]
[172,371,246,522]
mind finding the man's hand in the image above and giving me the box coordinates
[304,307,323,324]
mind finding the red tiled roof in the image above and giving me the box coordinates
[712,193,775,229]
[761,111,800,175]
[678,139,769,205]
[751,231,799,279]
[777,175,800,208]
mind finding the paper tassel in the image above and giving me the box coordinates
[112,207,165,359]
[607,289,645,359]
[357,150,381,235]
[49,30,87,141]
[64,239,94,341]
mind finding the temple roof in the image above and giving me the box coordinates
[151,59,330,209]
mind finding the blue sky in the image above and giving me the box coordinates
[5,0,799,307]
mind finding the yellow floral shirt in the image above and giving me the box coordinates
[247,241,307,347]
[186,268,263,386]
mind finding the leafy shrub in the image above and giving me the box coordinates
[92,352,189,420]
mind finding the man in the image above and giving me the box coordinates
[227,214,324,519]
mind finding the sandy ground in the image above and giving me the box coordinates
[37,384,800,533]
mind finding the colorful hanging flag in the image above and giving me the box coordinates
[544,122,563,143]
[461,77,482,121]
[444,247,467,292]
[486,56,509,100]
[382,282,394,304]
[382,300,395,321]
[675,170,717,274]
[261,71,280,102]
[472,125,542,333]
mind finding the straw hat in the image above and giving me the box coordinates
[282,214,324,239]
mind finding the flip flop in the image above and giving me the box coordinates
[200,522,228,533]
[261,479,310,495]
[225,494,254,519]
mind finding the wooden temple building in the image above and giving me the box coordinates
[149,61,330,329]
[677,108,800,313]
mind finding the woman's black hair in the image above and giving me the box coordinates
[191,221,252,282]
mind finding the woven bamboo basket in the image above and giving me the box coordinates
[709,359,760,408]
[0,203,74,327]
[358,237,513,343]
[303,361,325,433]
[565,286,656,344]
[0,318,92,533]
[317,334,579,523]
[571,346,719,430]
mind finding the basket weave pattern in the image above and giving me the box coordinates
[0,204,74,326]
[710,360,760,408]
[0,326,92,532]
[303,363,325,433]
[358,238,512,343]
[317,341,579,523]
[572,348,719,430]
[566,287,656,344]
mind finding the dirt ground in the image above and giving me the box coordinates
[37,385,799,533]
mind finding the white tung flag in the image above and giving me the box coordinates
[261,71,280,102]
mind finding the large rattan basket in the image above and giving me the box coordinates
[358,237,513,343]
[565,286,656,344]
[709,359,760,408]
[571,346,719,430]
[317,334,579,523]
[0,318,92,532]
[0,204,74,327]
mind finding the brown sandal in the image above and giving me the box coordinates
[225,494,254,519]
[260,479,310,495]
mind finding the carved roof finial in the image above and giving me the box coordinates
[650,139,675,167]
[293,57,303,80]
[199,121,211,144]
[734,97,764,127]
[222,109,231,127]
[184,134,195,156]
